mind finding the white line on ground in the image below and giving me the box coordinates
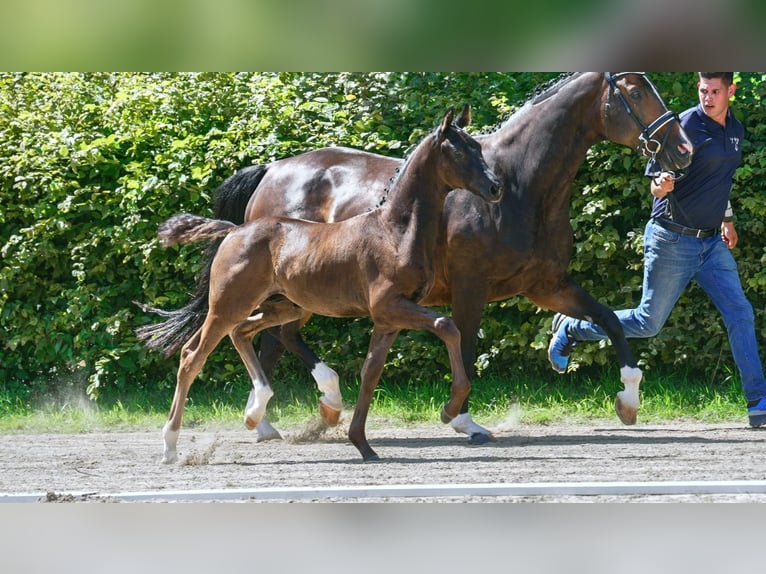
[4,480,766,502]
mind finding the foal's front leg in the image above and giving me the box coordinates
[379,299,472,424]
[348,327,400,462]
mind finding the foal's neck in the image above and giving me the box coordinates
[379,139,446,236]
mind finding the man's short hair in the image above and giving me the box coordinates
[698,72,734,86]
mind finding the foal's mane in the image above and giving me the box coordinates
[373,124,442,210]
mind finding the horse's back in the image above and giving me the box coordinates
[245,146,401,223]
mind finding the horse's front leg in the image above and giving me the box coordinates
[450,281,495,444]
[533,280,642,425]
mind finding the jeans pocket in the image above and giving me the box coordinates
[651,223,680,244]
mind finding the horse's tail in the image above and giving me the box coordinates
[213,164,269,224]
[158,213,236,246]
[136,214,237,357]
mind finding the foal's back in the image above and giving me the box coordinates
[222,212,386,319]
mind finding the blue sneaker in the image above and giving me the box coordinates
[748,397,766,428]
[548,313,577,374]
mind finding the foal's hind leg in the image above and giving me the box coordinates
[231,301,306,431]
[163,322,229,464]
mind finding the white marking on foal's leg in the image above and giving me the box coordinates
[244,383,274,430]
[313,362,342,411]
[313,361,342,427]
[450,412,494,440]
[615,366,642,425]
[162,422,180,464]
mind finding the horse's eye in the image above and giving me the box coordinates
[630,89,642,101]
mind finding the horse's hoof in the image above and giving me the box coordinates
[615,395,638,425]
[468,432,494,445]
[362,452,381,462]
[319,401,342,427]
[255,429,283,443]
[440,406,454,424]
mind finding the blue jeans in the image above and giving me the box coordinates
[566,219,766,402]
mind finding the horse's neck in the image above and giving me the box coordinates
[487,73,605,212]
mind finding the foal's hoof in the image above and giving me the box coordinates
[161,452,178,465]
[244,416,259,431]
[319,401,342,427]
[615,395,638,425]
[468,432,494,445]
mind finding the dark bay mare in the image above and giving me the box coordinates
[142,73,693,446]
[139,107,502,462]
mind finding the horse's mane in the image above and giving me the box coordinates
[478,72,583,135]
[529,72,583,105]
[375,73,586,207]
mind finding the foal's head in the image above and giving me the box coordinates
[433,105,503,204]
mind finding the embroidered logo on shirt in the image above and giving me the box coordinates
[730,137,740,151]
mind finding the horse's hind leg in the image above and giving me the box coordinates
[279,316,342,426]
[163,322,228,464]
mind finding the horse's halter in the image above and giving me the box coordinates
[604,72,683,179]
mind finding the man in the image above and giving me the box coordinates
[548,72,766,427]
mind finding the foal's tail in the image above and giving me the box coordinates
[136,164,269,357]
[158,213,236,246]
[135,214,238,357]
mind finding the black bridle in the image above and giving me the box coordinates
[604,72,681,176]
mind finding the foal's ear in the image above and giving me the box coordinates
[437,107,456,142]
[456,104,471,128]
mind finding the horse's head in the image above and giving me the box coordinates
[602,73,693,174]
[436,105,503,204]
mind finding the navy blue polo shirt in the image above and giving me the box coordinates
[651,103,744,230]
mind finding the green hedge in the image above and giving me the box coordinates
[1,72,764,399]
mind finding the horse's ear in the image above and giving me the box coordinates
[438,107,455,142]
[456,104,471,128]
